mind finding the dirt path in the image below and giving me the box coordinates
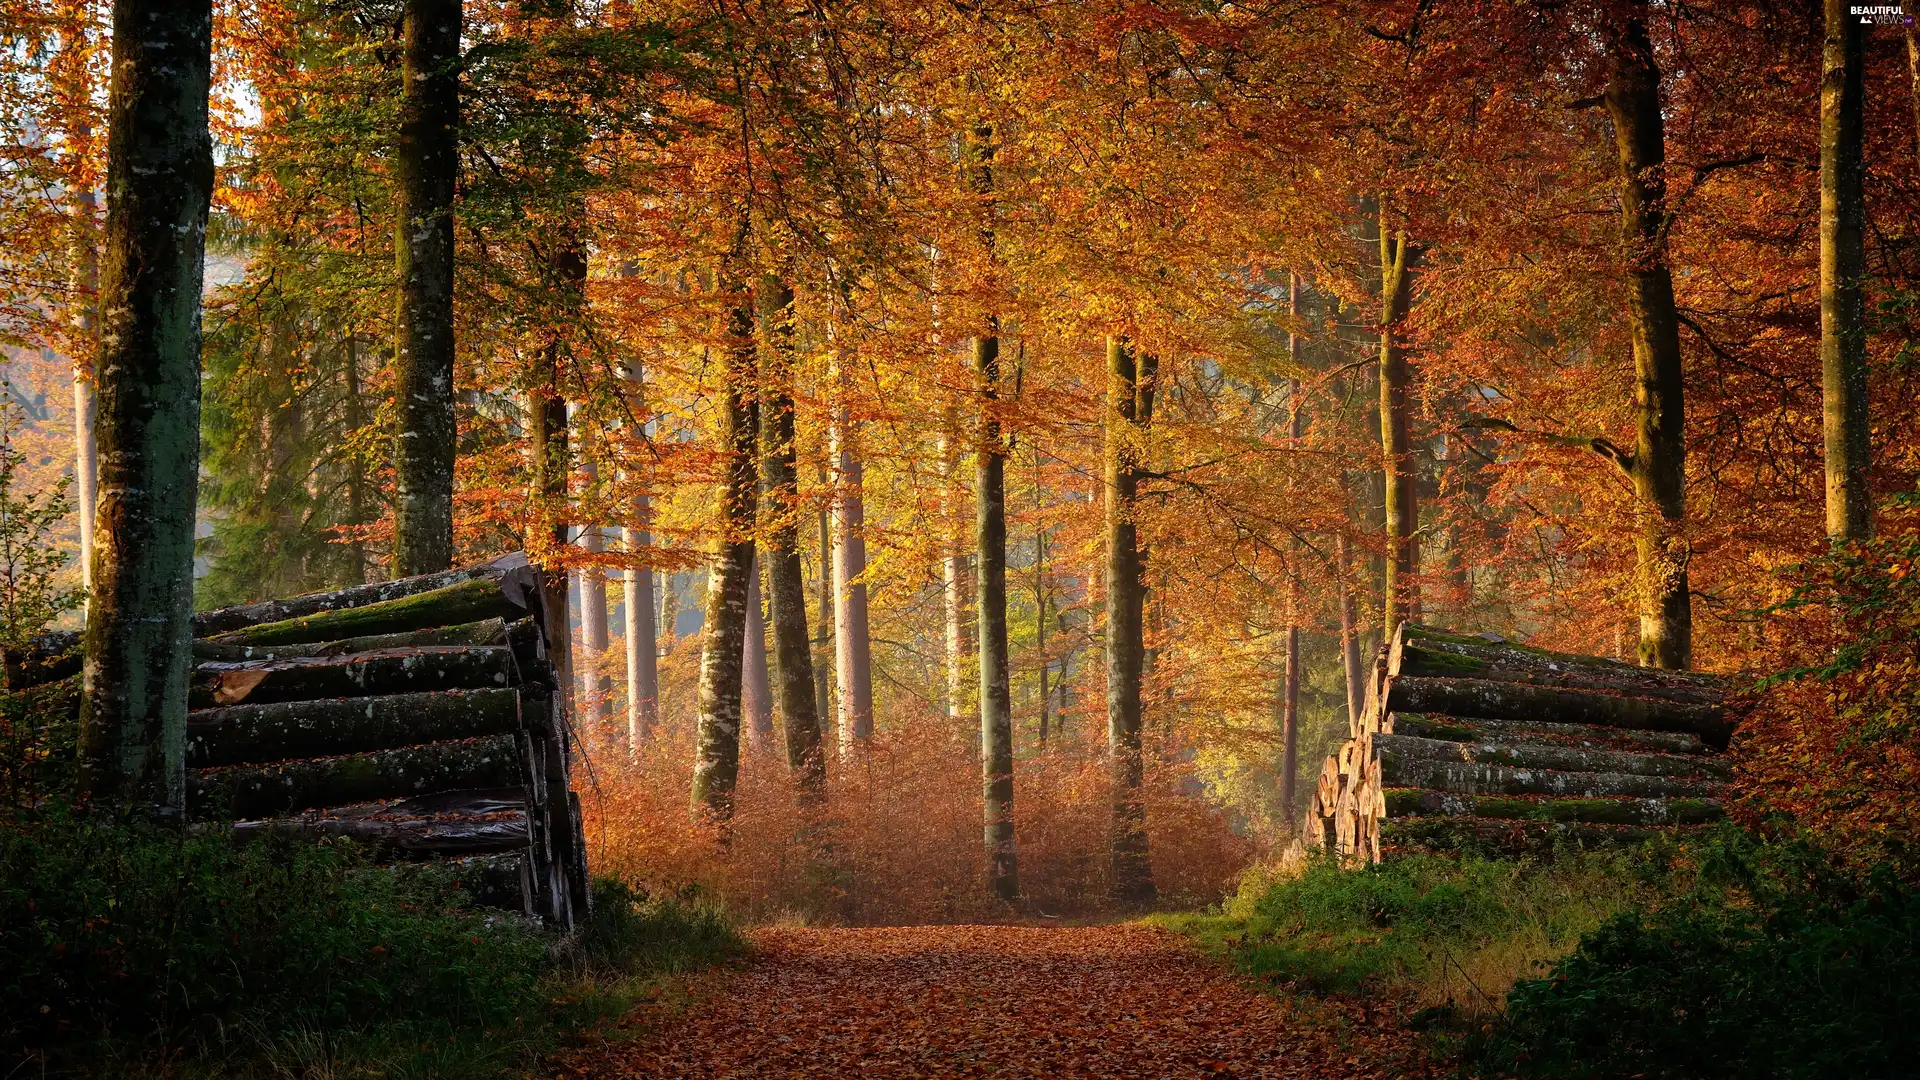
[560,924,1432,1079]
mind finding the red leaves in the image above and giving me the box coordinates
[563,925,1436,1079]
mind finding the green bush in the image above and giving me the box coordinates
[1,809,547,1058]
[1484,832,1920,1079]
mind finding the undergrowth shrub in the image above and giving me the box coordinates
[1159,846,1676,1013]
[1482,830,1920,1080]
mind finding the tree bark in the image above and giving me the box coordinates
[75,0,214,812]
[1822,0,1871,542]
[941,420,972,727]
[1337,533,1364,732]
[576,465,611,732]
[742,556,774,746]
[1388,623,1725,704]
[187,686,520,767]
[189,734,519,820]
[624,360,659,746]
[691,253,758,822]
[231,813,529,859]
[1603,5,1691,669]
[814,487,832,726]
[1377,753,1720,800]
[761,276,825,798]
[1388,711,1710,756]
[1280,273,1304,816]
[189,646,515,709]
[1104,336,1157,907]
[1035,521,1049,750]
[69,187,99,613]
[1383,674,1730,744]
[391,0,462,577]
[191,617,508,662]
[1377,211,1419,636]
[829,351,875,752]
[1381,788,1723,827]
[1372,732,1728,781]
[193,552,532,637]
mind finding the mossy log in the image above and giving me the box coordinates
[1381,816,1696,854]
[190,618,509,662]
[1372,732,1730,781]
[1384,674,1732,745]
[447,853,533,913]
[1382,787,1725,826]
[1388,712,1709,756]
[203,577,531,648]
[192,552,533,637]
[1379,752,1722,800]
[230,813,529,857]
[190,646,515,709]
[1389,624,1729,706]
[187,734,521,819]
[187,687,521,768]
[1,630,81,690]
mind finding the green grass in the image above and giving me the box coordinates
[1154,845,1680,1016]
[2,810,745,1078]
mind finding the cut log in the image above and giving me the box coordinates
[1382,816,1697,853]
[1382,787,1724,826]
[447,853,533,913]
[187,687,521,768]
[1384,674,1732,745]
[190,618,509,662]
[204,577,533,647]
[187,734,521,819]
[1387,712,1709,756]
[1,630,81,690]
[192,552,536,637]
[190,646,515,709]
[1389,624,1728,706]
[231,813,529,858]
[1378,753,1722,800]
[1372,732,1730,781]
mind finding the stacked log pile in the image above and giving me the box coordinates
[1309,624,1733,861]
[3,552,589,926]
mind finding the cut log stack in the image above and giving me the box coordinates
[2,552,590,927]
[1308,624,1733,861]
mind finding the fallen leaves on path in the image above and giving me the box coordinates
[556,924,1436,1079]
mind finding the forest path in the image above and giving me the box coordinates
[557,923,1432,1079]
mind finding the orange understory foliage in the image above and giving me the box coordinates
[1734,490,1920,875]
[574,710,1256,924]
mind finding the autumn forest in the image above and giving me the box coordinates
[3,0,1919,1077]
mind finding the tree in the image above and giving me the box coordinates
[1599,4,1691,670]
[1821,0,1870,542]
[1105,336,1157,908]
[623,356,660,745]
[391,0,461,577]
[690,239,759,822]
[829,343,874,752]
[761,274,825,798]
[75,0,214,811]
[1376,208,1419,635]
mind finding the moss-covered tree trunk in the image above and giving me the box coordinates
[76,0,214,812]
[761,276,825,799]
[1603,6,1691,670]
[691,256,758,822]
[391,0,461,577]
[1105,336,1157,908]
[1821,0,1871,542]
[1376,212,1418,637]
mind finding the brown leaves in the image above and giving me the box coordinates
[561,925,1436,1079]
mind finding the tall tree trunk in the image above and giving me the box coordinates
[1603,6,1691,670]
[528,366,570,733]
[691,254,758,821]
[1035,521,1049,750]
[814,485,832,726]
[577,455,610,732]
[941,420,971,728]
[391,0,461,577]
[1105,336,1157,908]
[1822,0,1871,542]
[761,277,825,798]
[829,351,874,752]
[76,0,213,811]
[1337,532,1364,731]
[743,554,774,747]
[343,330,370,584]
[69,187,98,612]
[972,120,1018,904]
[623,359,658,747]
[1280,273,1304,820]
[1377,210,1418,636]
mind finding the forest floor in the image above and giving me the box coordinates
[548,923,1438,1079]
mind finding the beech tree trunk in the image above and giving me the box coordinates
[576,453,610,731]
[941,420,971,727]
[814,488,832,726]
[761,277,825,797]
[624,358,659,746]
[1603,5,1691,669]
[189,646,513,710]
[191,617,507,662]
[1035,522,1049,749]
[972,120,1017,904]
[1280,273,1304,814]
[742,557,774,747]
[1337,533,1364,731]
[391,0,461,577]
[1822,0,1871,542]
[75,0,214,812]
[691,256,758,821]
[69,186,99,610]
[829,351,874,751]
[187,686,520,767]
[1376,210,1418,636]
[1104,336,1157,908]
